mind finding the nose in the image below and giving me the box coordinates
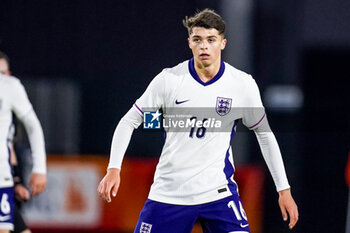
[199,41,208,50]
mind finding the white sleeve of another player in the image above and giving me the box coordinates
[254,120,290,192]
[19,110,47,174]
[11,79,46,174]
[107,106,143,170]
[11,78,33,118]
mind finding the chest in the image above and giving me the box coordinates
[168,75,246,108]
[164,74,245,121]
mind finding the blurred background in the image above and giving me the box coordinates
[1,0,349,232]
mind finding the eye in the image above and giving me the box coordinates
[193,38,200,42]
[208,38,215,43]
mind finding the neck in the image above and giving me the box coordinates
[193,58,221,83]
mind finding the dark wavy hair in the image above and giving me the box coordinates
[183,9,225,36]
[0,50,10,67]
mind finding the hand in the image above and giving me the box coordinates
[97,168,120,203]
[29,173,47,196]
[14,184,31,201]
[278,188,299,229]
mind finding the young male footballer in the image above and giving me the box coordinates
[98,9,298,233]
[0,51,47,233]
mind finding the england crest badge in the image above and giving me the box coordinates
[140,222,152,233]
[216,97,232,116]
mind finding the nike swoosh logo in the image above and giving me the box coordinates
[175,99,190,104]
[240,223,249,228]
[0,215,11,221]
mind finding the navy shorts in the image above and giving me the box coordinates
[134,194,250,233]
[0,187,14,231]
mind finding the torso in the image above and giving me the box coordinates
[135,59,263,205]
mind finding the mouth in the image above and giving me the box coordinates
[199,53,210,59]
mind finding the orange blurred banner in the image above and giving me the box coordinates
[25,155,264,233]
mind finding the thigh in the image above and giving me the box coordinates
[199,195,250,233]
[134,199,197,233]
[0,187,14,231]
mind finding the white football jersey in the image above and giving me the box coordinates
[0,74,33,188]
[133,59,268,205]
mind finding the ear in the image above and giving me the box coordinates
[221,38,227,50]
[188,38,192,49]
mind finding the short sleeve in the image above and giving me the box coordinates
[134,70,165,114]
[11,79,33,119]
[242,75,266,130]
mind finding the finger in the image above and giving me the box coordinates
[97,182,103,197]
[99,181,108,201]
[29,179,34,190]
[32,184,41,196]
[289,208,299,229]
[23,190,30,200]
[289,218,296,229]
[38,184,45,194]
[31,185,38,196]
[112,184,119,197]
[289,215,295,229]
[29,179,40,195]
[104,181,113,202]
[33,183,45,196]
[101,181,111,202]
[280,205,288,222]
[29,181,36,195]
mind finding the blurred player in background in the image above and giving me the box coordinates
[98,9,298,233]
[0,51,32,233]
[0,50,47,233]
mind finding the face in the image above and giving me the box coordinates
[188,27,226,68]
[0,58,10,75]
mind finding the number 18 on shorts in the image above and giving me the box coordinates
[134,194,250,233]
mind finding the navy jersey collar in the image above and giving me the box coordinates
[188,58,225,86]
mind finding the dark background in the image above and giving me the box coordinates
[1,0,349,232]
